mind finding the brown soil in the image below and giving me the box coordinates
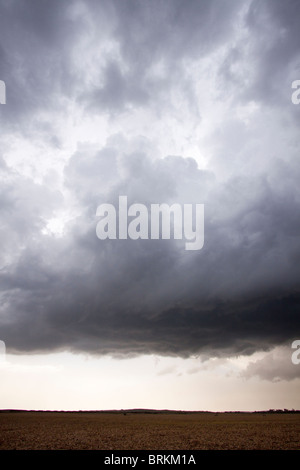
[0,411,299,450]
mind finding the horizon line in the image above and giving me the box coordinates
[1,407,299,414]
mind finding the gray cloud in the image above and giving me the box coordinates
[0,1,299,360]
[0,0,85,128]
[244,0,300,106]
[1,144,300,357]
[242,346,300,382]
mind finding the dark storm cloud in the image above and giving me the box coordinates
[242,0,300,106]
[1,143,300,357]
[82,0,243,113]
[86,60,149,112]
[0,1,300,358]
[1,0,243,123]
[0,0,88,131]
[112,0,240,62]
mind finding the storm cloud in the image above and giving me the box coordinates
[0,0,299,359]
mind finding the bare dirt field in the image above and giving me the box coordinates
[0,410,299,450]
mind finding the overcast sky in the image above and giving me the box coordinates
[0,0,299,411]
